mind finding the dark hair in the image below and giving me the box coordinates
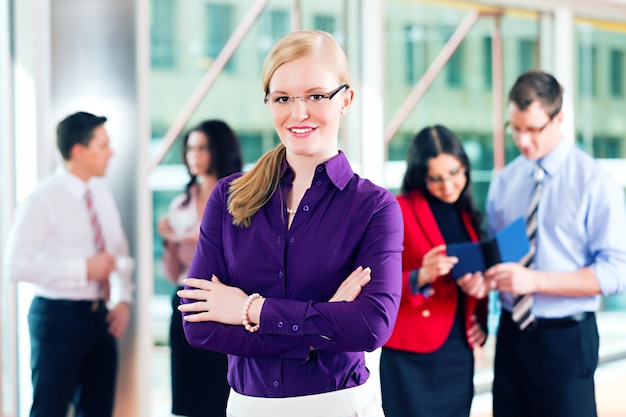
[56,111,107,161]
[401,125,482,236]
[508,70,563,118]
[181,120,243,206]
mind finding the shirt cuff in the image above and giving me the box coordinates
[409,269,432,296]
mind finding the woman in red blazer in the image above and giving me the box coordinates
[380,125,488,417]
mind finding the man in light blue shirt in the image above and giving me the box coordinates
[462,70,626,417]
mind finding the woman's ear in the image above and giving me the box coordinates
[340,88,354,116]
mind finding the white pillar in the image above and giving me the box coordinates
[358,0,385,185]
[552,7,576,143]
[0,0,18,414]
[9,0,147,415]
[12,0,53,413]
[48,0,146,414]
[358,1,385,398]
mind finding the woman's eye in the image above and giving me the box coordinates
[308,94,326,102]
[274,96,290,104]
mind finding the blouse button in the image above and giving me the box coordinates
[273,381,279,388]
[292,324,299,332]
[289,238,295,244]
[303,205,310,212]
[422,309,431,318]
[316,181,322,186]
[279,271,284,279]
[277,321,284,328]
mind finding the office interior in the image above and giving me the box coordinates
[1,0,626,415]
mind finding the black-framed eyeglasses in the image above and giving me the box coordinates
[264,84,349,109]
[504,113,556,138]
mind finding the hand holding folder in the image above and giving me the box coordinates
[446,217,530,280]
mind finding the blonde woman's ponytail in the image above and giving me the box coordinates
[227,144,286,227]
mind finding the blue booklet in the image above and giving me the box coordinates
[446,217,530,280]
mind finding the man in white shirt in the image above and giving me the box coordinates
[4,111,134,417]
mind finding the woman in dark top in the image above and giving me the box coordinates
[158,120,243,417]
[380,125,489,417]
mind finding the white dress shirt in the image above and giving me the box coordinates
[162,187,201,286]
[4,167,134,304]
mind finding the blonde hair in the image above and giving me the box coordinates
[228,30,351,227]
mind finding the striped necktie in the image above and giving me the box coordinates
[511,164,545,330]
[85,189,109,300]
[85,189,105,252]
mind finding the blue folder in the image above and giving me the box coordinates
[446,217,530,280]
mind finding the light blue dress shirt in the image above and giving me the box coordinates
[486,139,626,318]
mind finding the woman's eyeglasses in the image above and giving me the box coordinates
[264,84,349,111]
[425,166,465,187]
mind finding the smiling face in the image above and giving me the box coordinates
[267,54,352,163]
[425,153,467,204]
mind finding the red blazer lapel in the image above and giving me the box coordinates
[407,190,445,248]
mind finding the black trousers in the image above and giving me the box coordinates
[493,310,598,417]
[28,297,117,417]
[170,290,229,417]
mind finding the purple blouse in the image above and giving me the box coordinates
[183,151,403,398]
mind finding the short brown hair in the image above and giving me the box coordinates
[508,70,563,117]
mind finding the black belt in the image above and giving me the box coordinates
[503,310,594,330]
[36,297,106,312]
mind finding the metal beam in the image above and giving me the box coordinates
[384,9,502,143]
[147,0,269,171]
[492,13,505,170]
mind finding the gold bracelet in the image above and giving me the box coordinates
[242,293,261,332]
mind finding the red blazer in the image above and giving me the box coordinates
[385,190,488,353]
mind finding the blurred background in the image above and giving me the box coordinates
[2,0,626,416]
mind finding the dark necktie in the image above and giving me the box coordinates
[85,189,110,300]
[511,164,545,330]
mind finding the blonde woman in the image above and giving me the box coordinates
[177,30,403,417]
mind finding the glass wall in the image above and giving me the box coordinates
[147,0,626,409]
[575,17,626,310]
[148,0,626,328]
[383,1,544,205]
[148,0,358,302]
[575,19,626,158]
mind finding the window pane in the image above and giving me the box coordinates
[151,0,176,68]
[518,38,536,73]
[258,8,290,68]
[206,4,234,71]
[385,1,540,175]
[443,27,464,88]
[610,49,624,97]
[483,36,493,90]
[405,24,426,85]
[579,45,597,97]
[314,14,336,33]
[575,21,626,159]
